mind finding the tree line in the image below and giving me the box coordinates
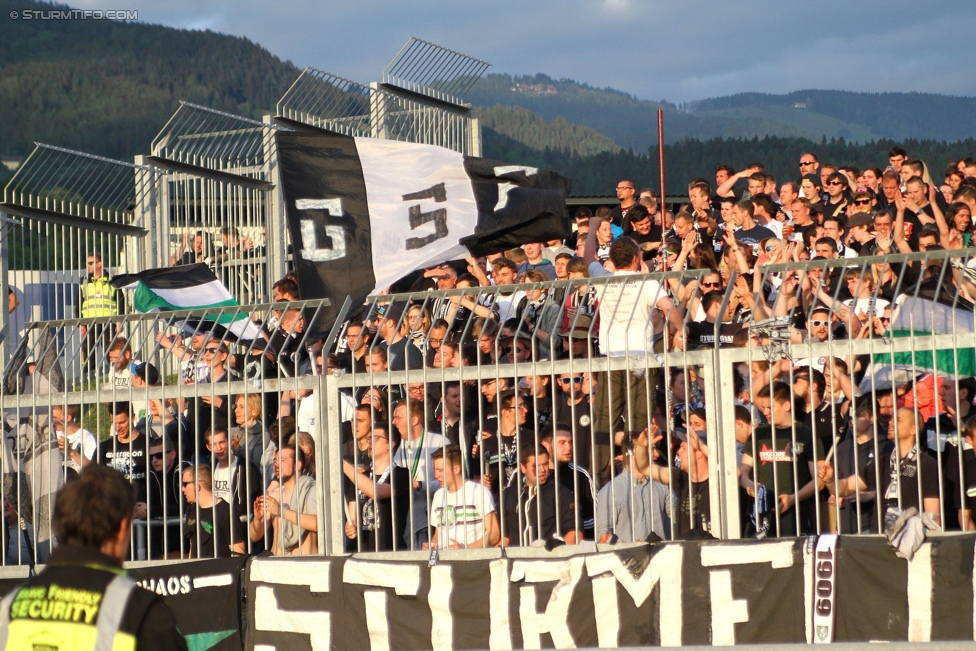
[482,130,976,196]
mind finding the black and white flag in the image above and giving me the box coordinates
[275,130,571,322]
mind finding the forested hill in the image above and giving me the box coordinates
[474,105,621,157]
[687,90,976,142]
[0,0,300,160]
[3,0,975,196]
[467,73,976,151]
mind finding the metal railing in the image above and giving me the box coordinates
[382,36,491,107]
[277,67,481,155]
[0,298,332,565]
[5,250,976,566]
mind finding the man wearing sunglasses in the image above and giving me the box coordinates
[805,306,832,344]
[851,190,876,213]
[554,373,595,469]
[798,153,820,178]
[824,172,851,220]
[147,437,190,559]
[685,290,739,349]
[187,342,232,461]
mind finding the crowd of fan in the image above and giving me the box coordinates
[8,147,976,563]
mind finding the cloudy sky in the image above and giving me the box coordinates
[75,0,975,103]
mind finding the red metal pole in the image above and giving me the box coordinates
[657,109,666,229]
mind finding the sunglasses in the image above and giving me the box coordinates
[701,281,721,288]
[799,161,815,166]
[150,452,165,460]
[854,199,872,205]
[764,245,778,252]
[809,320,830,327]
[182,481,195,486]
[558,376,584,384]
[827,181,844,186]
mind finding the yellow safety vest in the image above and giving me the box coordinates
[0,573,137,650]
[80,276,118,318]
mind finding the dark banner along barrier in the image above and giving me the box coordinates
[0,556,246,651]
[245,540,807,649]
[127,556,246,650]
[245,536,976,649]
[1,536,975,648]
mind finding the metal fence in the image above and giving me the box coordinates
[277,67,481,156]
[0,144,160,362]
[149,102,289,305]
[6,244,975,566]
[0,298,333,565]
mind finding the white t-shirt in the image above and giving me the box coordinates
[212,456,238,505]
[493,290,526,323]
[430,480,496,548]
[598,270,666,357]
[296,392,317,436]
[843,297,891,317]
[763,219,783,239]
[59,427,98,471]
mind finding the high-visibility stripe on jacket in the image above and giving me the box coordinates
[80,276,118,318]
[0,573,138,650]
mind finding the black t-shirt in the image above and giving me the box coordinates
[479,424,525,493]
[923,414,974,531]
[610,204,636,229]
[862,448,940,532]
[387,337,424,371]
[629,230,660,260]
[734,224,775,250]
[752,423,821,497]
[797,402,849,459]
[356,464,411,552]
[825,198,850,219]
[554,398,593,469]
[834,435,893,534]
[99,435,148,499]
[502,475,576,545]
[555,463,595,539]
[672,472,710,539]
[685,320,740,349]
[186,498,246,558]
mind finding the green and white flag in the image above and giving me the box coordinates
[856,293,976,395]
[112,263,262,341]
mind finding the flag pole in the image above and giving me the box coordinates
[657,109,667,231]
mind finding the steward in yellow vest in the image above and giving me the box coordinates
[0,466,186,650]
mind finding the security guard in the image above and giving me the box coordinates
[78,252,124,373]
[0,465,186,650]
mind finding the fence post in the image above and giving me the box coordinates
[263,115,287,286]
[713,347,743,539]
[320,372,347,555]
[0,207,10,364]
